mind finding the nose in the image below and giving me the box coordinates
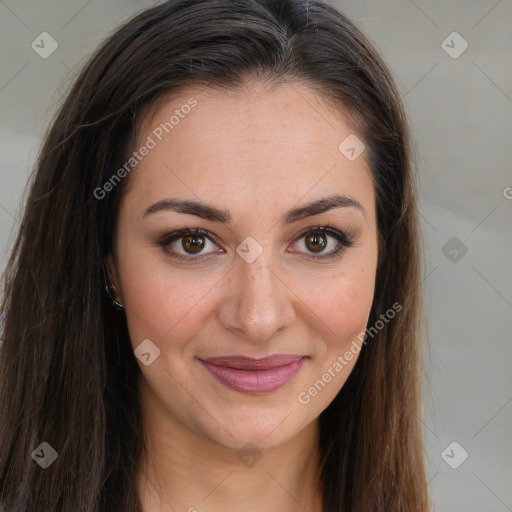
[218,251,296,344]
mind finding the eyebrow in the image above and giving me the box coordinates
[143,193,366,225]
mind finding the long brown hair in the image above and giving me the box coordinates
[0,1,429,510]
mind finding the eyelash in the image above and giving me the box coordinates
[156,224,355,262]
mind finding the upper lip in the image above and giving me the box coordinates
[200,354,305,371]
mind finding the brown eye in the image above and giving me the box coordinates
[182,235,205,254]
[304,233,327,253]
[291,226,355,260]
[158,228,223,261]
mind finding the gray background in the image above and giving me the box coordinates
[0,1,511,510]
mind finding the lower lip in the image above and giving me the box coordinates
[198,358,306,394]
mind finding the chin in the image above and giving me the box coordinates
[193,404,315,453]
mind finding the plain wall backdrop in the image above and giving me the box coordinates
[0,1,511,510]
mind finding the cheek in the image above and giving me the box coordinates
[299,263,376,336]
[118,257,218,349]
[294,260,376,380]
[294,268,375,410]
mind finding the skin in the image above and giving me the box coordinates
[108,80,379,512]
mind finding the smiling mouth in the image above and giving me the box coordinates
[198,354,307,394]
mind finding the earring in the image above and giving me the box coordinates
[105,282,124,310]
[103,261,124,310]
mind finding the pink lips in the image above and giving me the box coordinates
[198,354,306,394]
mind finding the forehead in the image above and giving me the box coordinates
[122,80,374,220]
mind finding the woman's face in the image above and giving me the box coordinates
[110,81,378,451]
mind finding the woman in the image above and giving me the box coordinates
[0,0,430,510]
